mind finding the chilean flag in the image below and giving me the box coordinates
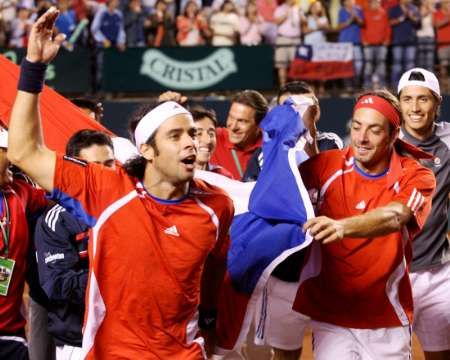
[289,42,354,81]
[196,100,315,354]
[0,55,112,152]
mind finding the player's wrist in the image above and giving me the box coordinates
[18,58,47,94]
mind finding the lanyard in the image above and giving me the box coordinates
[0,193,10,257]
[230,149,244,179]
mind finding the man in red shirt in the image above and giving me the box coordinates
[293,89,436,359]
[361,0,391,88]
[8,8,234,359]
[0,128,47,360]
[210,90,268,179]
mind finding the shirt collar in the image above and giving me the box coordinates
[223,128,263,152]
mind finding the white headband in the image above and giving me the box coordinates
[134,101,192,150]
[0,128,8,149]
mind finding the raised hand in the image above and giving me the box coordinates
[26,7,66,64]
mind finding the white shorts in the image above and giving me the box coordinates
[254,276,309,350]
[56,345,82,360]
[311,321,412,360]
[410,261,450,352]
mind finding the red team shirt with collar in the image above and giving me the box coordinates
[52,155,234,359]
[0,180,47,334]
[293,148,435,329]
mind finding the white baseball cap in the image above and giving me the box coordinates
[0,128,8,149]
[397,68,441,97]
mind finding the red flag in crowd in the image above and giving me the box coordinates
[289,42,354,81]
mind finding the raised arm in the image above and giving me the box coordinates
[7,7,65,192]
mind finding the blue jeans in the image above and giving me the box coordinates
[417,37,435,72]
[363,45,387,88]
[391,45,417,87]
[344,44,363,90]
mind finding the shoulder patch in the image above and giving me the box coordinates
[63,155,87,167]
[44,204,66,232]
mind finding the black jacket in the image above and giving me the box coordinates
[34,204,89,347]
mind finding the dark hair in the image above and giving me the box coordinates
[71,98,99,113]
[65,129,114,157]
[355,88,401,134]
[125,103,162,180]
[231,90,268,125]
[190,106,217,127]
[277,81,314,104]
[183,0,199,16]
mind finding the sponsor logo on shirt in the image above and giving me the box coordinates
[355,200,366,210]
[44,252,65,264]
[164,225,180,237]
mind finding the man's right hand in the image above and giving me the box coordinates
[157,91,188,104]
[26,7,66,64]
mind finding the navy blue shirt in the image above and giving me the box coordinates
[389,4,419,45]
[35,204,89,347]
[338,6,363,44]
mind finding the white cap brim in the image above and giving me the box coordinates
[398,68,441,97]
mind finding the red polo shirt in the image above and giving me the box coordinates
[210,128,262,180]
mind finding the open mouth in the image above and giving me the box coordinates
[180,155,196,170]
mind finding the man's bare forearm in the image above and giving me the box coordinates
[340,202,411,238]
[304,202,413,244]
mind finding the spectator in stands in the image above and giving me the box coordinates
[416,0,435,72]
[176,0,210,46]
[146,0,176,46]
[91,0,126,50]
[256,0,277,44]
[239,1,263,45]
[274,0,305,87]
[303,0,329,95]
[361,0,390,89]
[337,0,364,92]
[209,0,240,46]
[303,0,329,44]
[55,0,77,40]
[210,90,268,179]
[9,6,32,48]
[433,0,450,92]
[211,0,247,15]
[123,0,147,47]
[71,0,89,21]
[388,0,419,87]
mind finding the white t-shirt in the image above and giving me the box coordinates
[210,12,240,46]
[274,4,302,38]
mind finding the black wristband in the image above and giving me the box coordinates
[198,306,217,330]
[18,59,48,94]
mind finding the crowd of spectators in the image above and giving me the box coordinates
[0,0,450,92]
